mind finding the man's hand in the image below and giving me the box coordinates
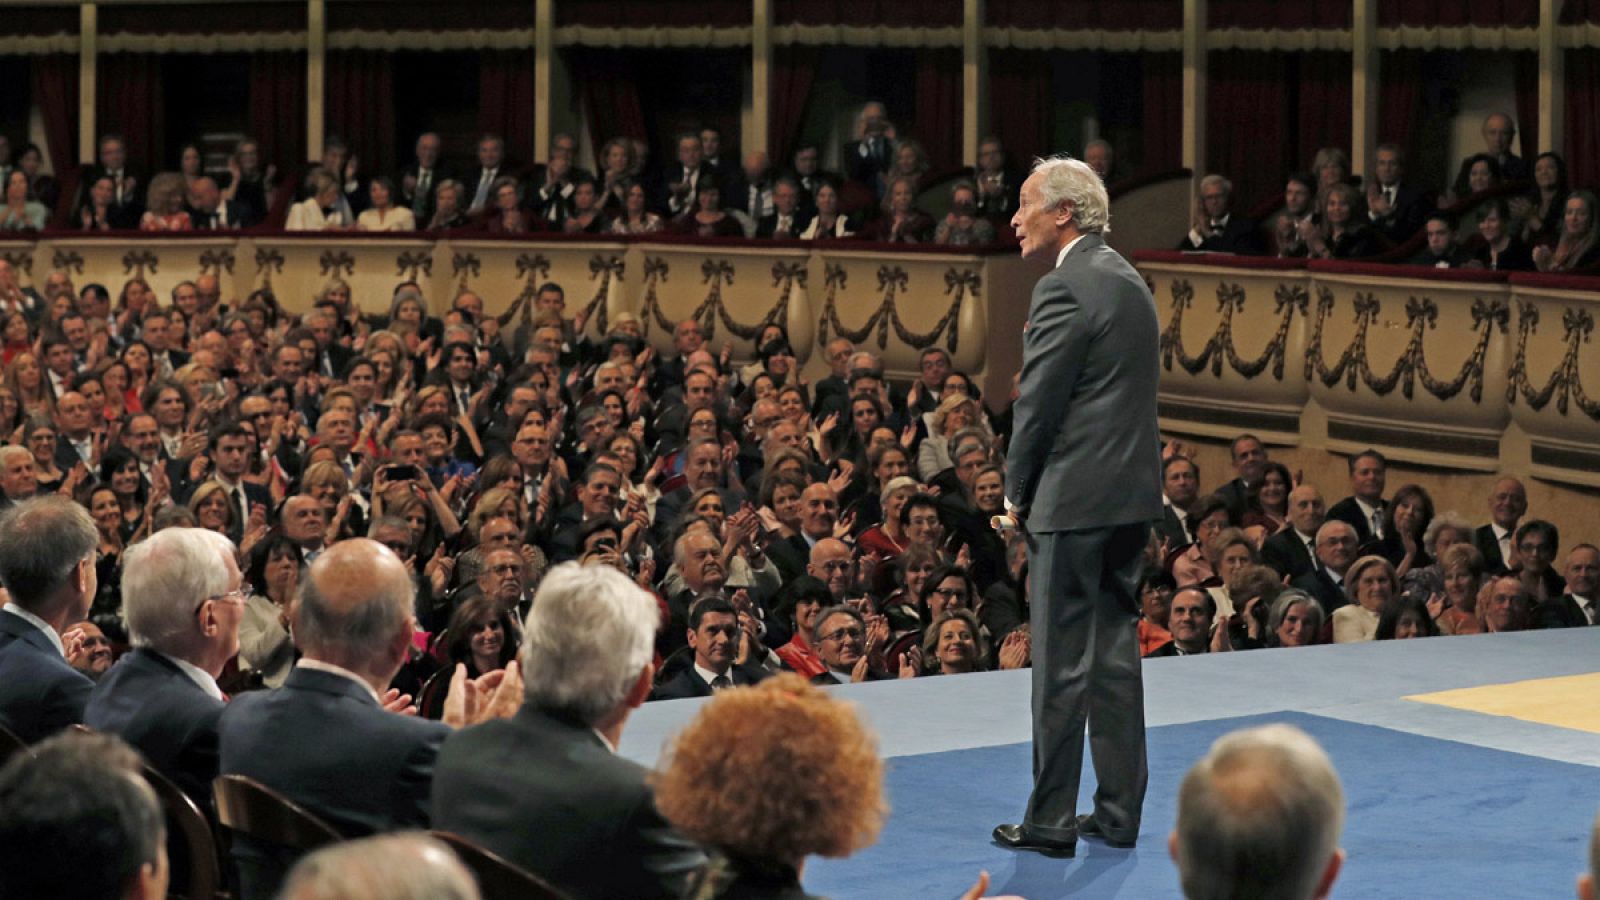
[381,689,417,716]
[443,661,524,728]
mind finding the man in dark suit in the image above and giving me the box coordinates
[656,132,710,219]
[0,445,36,510]
[399,132,450,224]
[994,157,1161,857]
[432,562,706,900]
[463,133,508,215]
[53,390,97,472]
[1213,434,1268,521]
[1407,213,1476,268]
[84,133,144,230]
[786,143,839,214]
[0,497,99,744]
[1474,476,1527,575]
[85,528,240,813]
[186,176,243,230]
[1480,113,1529,183]
[1261,484,1327,581]
[1541,545,1599,628]
[843,101,894,193]
[1289,521,1359,614]
[652,596,769,700]
[220,539,517,900]
[1155,455,1201,550]
[1177,174,1263,255]
[1367,144,1430,245]
[755,177,812,239]
[1327,449,1388,547]
[305,308,355,380]
[200,423,273,544]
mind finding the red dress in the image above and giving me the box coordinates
[775,635,827,679]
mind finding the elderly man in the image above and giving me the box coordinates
[1291,521,1359,614]
[1367,144,1429,245]
[86,528,241,812]
[1177,174,1263,255]
[477,547,530,621]
[280,834,480,900]
[281,494,327,560]
[433,562,706,899]
[0,497,99,742]
[220,539,518,900]
[1479,112,1528,182]
[652,596,769,700]
[807,537,856,603]
[64,621,114,678]
[1146,587,1215,657]
[188,176,240,230]
[1172,724,1344,900]
[1474,476,1527,575]
[811,604,896,684]
[0,444,36,509]
[1542,545,1600,628]
[661,530,726,658]
[1262,484,1328,580]
[799,482,840,548]
[0,731,169,900]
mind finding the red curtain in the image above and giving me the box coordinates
[1565,50,1600,189]
[248,51,306,176]
[325,50,396,176]
[1207,52,1291,212]
[1295,52,1351,174]
[32,54,78,224]
[1378,50,1423,154]
[1514,52,1540,160]
[567,50,648,158]
[987,49,1051,169]
[1141,52,1183,175]
[479,50,536,167]
[914,48,962,172]
[769,45,818,167]
[96,53,165,174]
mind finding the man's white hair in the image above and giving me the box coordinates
[1174,723,1344,900]
[122,527,235,654]
[1031,154,1111,235]
[520,562,658,726]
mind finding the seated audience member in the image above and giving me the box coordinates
[443,594,519,679]
[812,604,881,682]
[278,833,480,900]
[1172,724,1345,900]
[0,496,99,743]
[1291,521,1360,615]
[654,675,890,898]
[0,169,49,231]
[1214,433,1269,521]
[611,181,664,235]
[1366,143,1429,244]
[799,179,853,240]
[1156,455,1200,549]
[674,183,742,237]
[356,176,416,232]
[238,535,303,688]
[1475,476,1528,575]
[1533,191,1600,272]
[1449,152,1502,205]
[934,181,997,246]
[427,179,469,231]
[1516,150,1568,246]
[1262,484,1326,581]
[755,176,812,239]
[1241,461,1293,536]
[64,620,115,678]
[562,178,606,234]
[1478,112,1528,182]
[187,176,241,230]
[1137,568,1175,656]
[1304,183,1383,259]
[220,539,518,900]
[1479,575,1533,633]
[1274,172,1318,257]
[1331,554,1395,643]
[972,136,1019,219]
[1541,544,1600,628]
[1267,589,1325,648]
[286,171,349,231]
[1328,449,1388,547]
[1512,519,1566,604]
[1083,138,1115,182]
[0,730,169,900]
[1311,147,1352,192]
[1408,213,1476,268]
[432,562,706,899]
[653,596,771,699]
[772,575,832,678]
[1434,543,1486,636]
[1399,512,1473,606]
[1371,483,1434,579]
[863,175,934,243]
[138,172,192,232]
[1475,199,1535,271]
[1376,596,1437,640]
[1147,586,1218,657]
[1178,174,1262,254]
[85,528,241,813]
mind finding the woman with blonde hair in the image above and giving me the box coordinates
[287,170,348,231]
[655,675,886,898]
[4,351,52,418]
[138,172,192,231]
[1332,555,1398,643]
[916,393,983,481]
[187,480,236,538]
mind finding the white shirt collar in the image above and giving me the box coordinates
[156,650,225,701]
[1055,233,1089,269]
[1,605,65,656]
[296,658,382,704]
[1353,496,1383,520]
[693,662,731,687]
[1492,523,1513,541]
[592,728,617,754]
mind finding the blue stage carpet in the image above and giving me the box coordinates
[804,711,1600,899]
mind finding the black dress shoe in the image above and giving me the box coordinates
[992,823,1076,858]
[1076,814,1137,849]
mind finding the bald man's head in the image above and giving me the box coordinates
[294,538,415,681]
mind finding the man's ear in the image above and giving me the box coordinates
[1312,848,1345,899]
[624,662,654,710]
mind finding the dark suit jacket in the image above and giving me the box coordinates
[755,209,813,239]
[1290,567,1350,614]
[84,648,224,814]
[1005,233,1162,532]
[1328,496,1383,546]
[399,163,453,222]
[0,609,93,744]
[843,137,893,187]
[432,706,706,900]
[1213,477,1250,521]
[1154,503,1193,550]
[1371,182,1430,245]
[1261,528,1317,580]
[1473,523,1513,575]
[1539,594,1595,629]
[1176,215,1264,255]
[54,433,93,473]
[650,663,769,701]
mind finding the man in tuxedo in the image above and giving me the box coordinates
[787,143,837,214]
[1214,434,1268,520]
[973,136,1021,221]
[1177,175,1263,255]
[1327,449,1387,547]
[187,176,241,230]
[699,126,730,181]
[400,132,449,224]
[432,562,707,900]
[652,596,770,700]
[1407,214,1475,268]
[1367,144,1429,245]
[1480,113,1529,183]
[0,497,99,743]
[1290,521,1359,614]
[755,176,810,239]
[1474,476,1527,575]
[464,133,507,214]
[658,132,708,219]
[1145,587,1214,657]
[89,134,144,229]
[1156,456,1201,549]
[85,528,240,814]
[994,156,1160,858]
[1262,484,1327,581]
[1542,545,1600,628]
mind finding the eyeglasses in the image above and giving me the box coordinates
[930,587,967,599]
[198,584,251,614]
[819,626,864,643]
[489,564,522,576]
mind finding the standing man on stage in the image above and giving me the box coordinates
[993,155,1162,858]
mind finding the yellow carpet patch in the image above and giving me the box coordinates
[1406,673,1600,734]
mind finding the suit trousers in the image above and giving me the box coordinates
[1023,522,1149,842]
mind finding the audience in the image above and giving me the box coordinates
[278,833,480,900]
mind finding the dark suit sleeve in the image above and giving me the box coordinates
[619,788,706,898]
[390,724,449,829]
[1006,274,1091,511]
[44,668,94,734]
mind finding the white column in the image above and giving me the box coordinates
[748,0,771,157]
[1351,0,1378,177]
[534,0,553,163]
[307,0,326,161]
[1539,0,1563,154]
[78,3,97,164]
[1182,0,1206,177]
[963,0,985,165]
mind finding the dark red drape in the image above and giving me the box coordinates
[31,53,79,224]
[1207,52,1291,212]
[914,48,962,172]
[1141,52,1183,175]
[1378,50,1424,155]
[567,50,648,158]
[769,45,818,167]
[248,51,306,176]
[325,50,396,176]
[1514,52,1540,159]
[1565,50,1600,189]
[96,53,165,174]
[479,50,536,167]
[1295,52,1351,173]
[987,50,1051,168]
